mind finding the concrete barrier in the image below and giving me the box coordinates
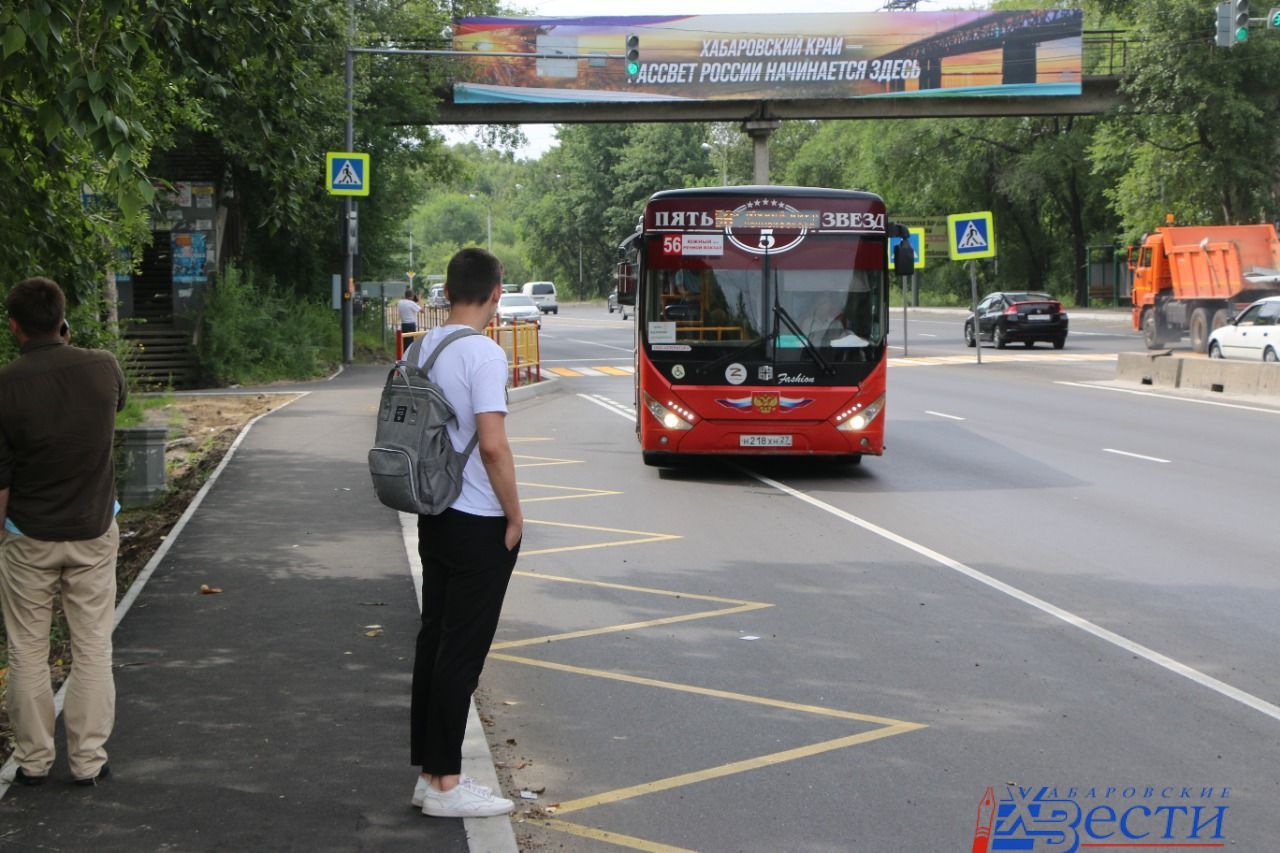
[1116,352,1181,388]
[1257,363,1280,396]
[1179,359,1262,395]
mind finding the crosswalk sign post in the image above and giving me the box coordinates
[326,152,370,197]
[948,211,996,364]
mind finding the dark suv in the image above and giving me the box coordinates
[965,292,1068,349]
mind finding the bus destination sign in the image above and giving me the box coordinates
[715,207,821,231]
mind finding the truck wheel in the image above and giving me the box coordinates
[1141,308,1164,349]
[1189,307,1211,354]
[994,323,1008,349]
[1211,308,1232,335]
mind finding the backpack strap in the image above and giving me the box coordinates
[421,327,484,460]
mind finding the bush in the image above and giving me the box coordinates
[197,266,340,385]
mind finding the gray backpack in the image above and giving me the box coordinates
[368,329,480,515]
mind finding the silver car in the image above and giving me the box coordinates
[497,293,542,326]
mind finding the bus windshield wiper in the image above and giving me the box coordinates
[774,304,834,375]
[695,333,770,375]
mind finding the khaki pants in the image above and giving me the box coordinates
[0,522,118,779]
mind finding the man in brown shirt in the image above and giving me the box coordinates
[0,277,127,787]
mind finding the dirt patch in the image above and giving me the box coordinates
[0,393,298,768]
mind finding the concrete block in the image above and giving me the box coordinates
[1256,363,1280,397]
[1116,352,1180,387]
[1179,359,1262,395]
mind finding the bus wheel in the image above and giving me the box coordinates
[842,455,863,466]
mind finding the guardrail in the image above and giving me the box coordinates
[395,318,542,388]
[1116,352,1280,397]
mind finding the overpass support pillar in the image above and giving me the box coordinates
[742,118,781,185]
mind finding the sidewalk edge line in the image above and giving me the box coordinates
[0,392,308,799]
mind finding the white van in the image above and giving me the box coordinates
[522,281,558,315]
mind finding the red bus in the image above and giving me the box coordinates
[617,186,912,466]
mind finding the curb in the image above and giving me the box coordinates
[508,374,563,405]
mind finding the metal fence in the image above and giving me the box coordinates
[396,318,542,388]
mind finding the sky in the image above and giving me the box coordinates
[438,0,959,159]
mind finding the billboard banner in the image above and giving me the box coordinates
[452,11,1082,104]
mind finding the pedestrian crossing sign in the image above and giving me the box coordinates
[947,211,995,260]
[326,152,370,196]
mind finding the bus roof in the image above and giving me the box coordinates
[648,185,884,204]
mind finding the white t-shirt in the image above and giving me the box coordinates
[415,325,509,516]
[397,298,422,324]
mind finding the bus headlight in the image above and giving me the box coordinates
[834,395,884,432]
[643,392,695,431]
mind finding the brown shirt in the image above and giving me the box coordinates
[0,338,128,541]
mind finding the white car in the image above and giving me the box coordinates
[1207,295,1280,361]
[497,293,542,326]
[522,281,558,314]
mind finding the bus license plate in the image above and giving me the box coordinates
[740,434,792,448]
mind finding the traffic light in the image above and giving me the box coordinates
[1217,2,1235,45]
[1268,5,1280,27]
[625,34,640,77]
[1234,0,1250,42]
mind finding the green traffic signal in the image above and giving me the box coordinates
[625,34,640,77]
[1270,6,1280,28]
[1236,25,1250,40]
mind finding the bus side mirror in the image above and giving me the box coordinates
[616,261,636,305]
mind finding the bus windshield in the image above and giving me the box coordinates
[642,233,886,363]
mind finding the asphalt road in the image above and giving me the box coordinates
[482,305,1278,852]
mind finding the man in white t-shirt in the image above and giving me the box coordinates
[397,289,422,334]
[408,248,524,819]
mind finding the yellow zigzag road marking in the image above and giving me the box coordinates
[518,518,681,556]
[514,453,584,469]
[519,482,622,504]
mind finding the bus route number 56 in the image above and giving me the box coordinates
[663,235,682,255]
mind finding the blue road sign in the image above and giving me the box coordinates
[947,211,995,260]
[890,227,926,270]
[326,152,370,197]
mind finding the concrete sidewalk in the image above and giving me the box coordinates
[0,365,511,852]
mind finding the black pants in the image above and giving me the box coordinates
[411,509,519,775]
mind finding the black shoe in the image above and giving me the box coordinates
[14,767,47,786]
[74,765,110,787]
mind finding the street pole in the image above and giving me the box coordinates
[341,0,355,365]
[902,275,910,358]
[970,261,982,365]
[578,240,583,294]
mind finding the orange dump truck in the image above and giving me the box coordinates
[1130,224,1280,351]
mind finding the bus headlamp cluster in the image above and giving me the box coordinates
[834,395,884,432]
[643,392,695,430]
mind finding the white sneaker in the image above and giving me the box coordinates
[411,775,491,808]
[421,781,514,818]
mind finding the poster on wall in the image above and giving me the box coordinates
[172,232,208,284]
[452,10,1082,104]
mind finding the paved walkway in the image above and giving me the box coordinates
[0,365,499,852]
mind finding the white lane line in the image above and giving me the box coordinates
[1057,381,1280,415]
[746,471,1280,726]
[578,392,635,420]
[919,333,938,338]
[569,338,633,352]
[1103,448,1170,464]
[925,410,966,421]
[544,357,632,364]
